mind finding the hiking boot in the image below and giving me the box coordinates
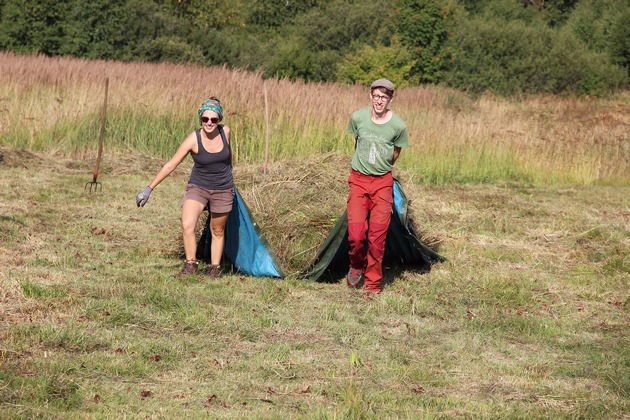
[347,267,363,288]
[205,264,221,278]
[173,260,199,278]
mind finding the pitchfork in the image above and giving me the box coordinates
[85,77,109,192]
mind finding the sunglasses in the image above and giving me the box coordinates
[202,116,219,124]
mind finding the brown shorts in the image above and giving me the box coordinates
[184,184,234,213]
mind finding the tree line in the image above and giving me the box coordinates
[1,0,628,96]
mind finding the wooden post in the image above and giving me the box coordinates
[263,80,269,182]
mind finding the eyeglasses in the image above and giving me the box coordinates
[371,94,391,102]
[202,117,219,124]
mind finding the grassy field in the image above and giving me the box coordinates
[0,53,629,418]
[1,146,628,418]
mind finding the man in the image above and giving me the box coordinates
[346,78,409,293]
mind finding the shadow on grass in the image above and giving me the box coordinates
[314,263,431,290]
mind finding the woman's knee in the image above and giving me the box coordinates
[181,216,198,234]
[210,218,227,238]
[210,225,225,238]
[209,213,228,238]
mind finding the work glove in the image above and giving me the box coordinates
[136,186,153,207]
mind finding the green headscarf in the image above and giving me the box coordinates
[198,98,224,124]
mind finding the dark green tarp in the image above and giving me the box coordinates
[300,179,445,281]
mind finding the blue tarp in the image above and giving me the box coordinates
[197,186,286,278]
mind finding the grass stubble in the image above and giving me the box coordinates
[0,52,629,418]
[0,146,628,418]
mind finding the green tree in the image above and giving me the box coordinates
[252,0,387,82]
[247,0,320,28]
[189,27,242,66]
[445,18,549,94]
[563,0,630,81]
[390,0,458,84]
[458,0,579,27]
[524,0,579,26]
[547,31,627,94]
[609,9,630,78]
[564,0,630,52]
[262,36,341,81]
[63,0,203,63]
[0,0,69,55]
[336,37,417,88]
[169,0,245,29]
[134,36,198,64]
[60,0,169,60]
[291,1,385,52]
[480,0,539,23]
[445,16,627,95]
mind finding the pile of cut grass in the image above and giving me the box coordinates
[234,153,362,274]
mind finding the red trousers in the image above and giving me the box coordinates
[347,170,393,292]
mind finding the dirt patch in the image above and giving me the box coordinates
[0,144,179,178]
[0,145,51,169]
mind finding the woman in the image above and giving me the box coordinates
[135,97,234,278]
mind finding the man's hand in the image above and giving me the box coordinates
[392,146,402,165]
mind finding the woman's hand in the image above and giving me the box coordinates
[136,186,153,207]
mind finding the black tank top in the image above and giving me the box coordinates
[188,125,234,190]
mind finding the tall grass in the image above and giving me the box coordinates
[1,51,628,185]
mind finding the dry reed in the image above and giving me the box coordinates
[1,51,628,185]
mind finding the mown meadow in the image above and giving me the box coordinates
[0,52,628,418]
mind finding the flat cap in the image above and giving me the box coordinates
[370,78,395,92]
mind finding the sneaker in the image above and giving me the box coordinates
[173,260,199,278]
[205,264,221,278]
[347,267,363,288]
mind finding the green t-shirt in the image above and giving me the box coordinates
[347,107,409,176]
